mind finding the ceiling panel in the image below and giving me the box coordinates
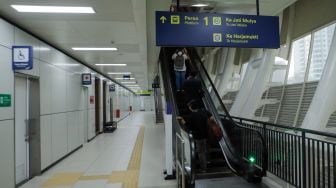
[0,0,148,90]
[68,21,138,44]
[0,0,297,91]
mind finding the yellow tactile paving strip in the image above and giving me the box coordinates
[78,175,110,180]
[42,126,145,188]
[128,126,145,170]
[42,173,83,187]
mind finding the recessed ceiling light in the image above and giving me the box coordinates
[95,64,126,66]
[108,72,131,75]
[72,47,118,51]
[36,47,50,51]
[11,5,95,13]
[115,78,135,80]
[192,3,208,7]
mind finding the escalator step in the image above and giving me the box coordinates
[195,177,269,188]
[195,167,234,180]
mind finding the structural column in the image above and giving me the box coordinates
[213,48,229,89]
[301,30,336,131]
[230,49,262,116]
[216,48,236,96]
[240,49,276,119]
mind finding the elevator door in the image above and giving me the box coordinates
[15,76,29,184]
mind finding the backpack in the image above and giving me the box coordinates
[174,53,185,70]
[207,118,223,142]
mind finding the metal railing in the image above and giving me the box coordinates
[223,115,336,188]
[176,133,186,188]
[176,131,196,188]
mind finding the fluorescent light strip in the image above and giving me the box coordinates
[192,4,208,7]
[121,81,136,84]
[54,63,80,66]
[95,64,126,66]
[125,85,139,87]
[11,5,95,13]
[115,78,135,80]
[108,72,131,75]
[72,47,118,51]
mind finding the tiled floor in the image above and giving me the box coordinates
[21,111,176,188]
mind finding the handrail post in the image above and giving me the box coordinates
[263,123,268,176]
[175,134,180,187]
[301,132,306,188]
[181,140,185,188]
[263,123,266,137]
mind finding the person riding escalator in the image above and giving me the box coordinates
[177,100,211,172]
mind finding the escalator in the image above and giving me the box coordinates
[159,47,268,187]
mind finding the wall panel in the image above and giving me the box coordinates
[0,47,14,120]
[0,120,15,188]
[14,27,40,60]
[40,63,53,115]
[40,115,52,169]
[51,113,68,162]
[0,19,14,48]
[51,67,67,113]
[67,112,79,152]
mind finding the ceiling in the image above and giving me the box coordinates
[0,0,297,91]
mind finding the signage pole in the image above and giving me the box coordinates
[177,0,180,11]
[256,0,260,16]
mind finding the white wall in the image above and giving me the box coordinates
[38,47,90,170]
[0,18,15,188]
[86,85,96,140]
[0,17,113,187]
[105,84,111,122]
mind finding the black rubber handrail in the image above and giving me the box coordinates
[188,48,268,176]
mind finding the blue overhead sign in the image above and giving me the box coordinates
[12,46,33,70]
[156,11,280,48]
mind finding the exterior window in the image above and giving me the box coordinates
[287,35,311,84]
[308,23,336,81]
[271,56,288,84]
[240,63,248,85]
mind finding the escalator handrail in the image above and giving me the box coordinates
[188,48,268,175]
[188,131,196,186]
[187,48,235,122]
[198,71,242,174]
[220,115,268,175]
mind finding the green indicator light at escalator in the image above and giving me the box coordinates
[248,156,256,164]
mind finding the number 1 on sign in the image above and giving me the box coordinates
[203,17,209,26]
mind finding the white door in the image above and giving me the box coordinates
[83,87,89,142]
[15,76,29,184]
